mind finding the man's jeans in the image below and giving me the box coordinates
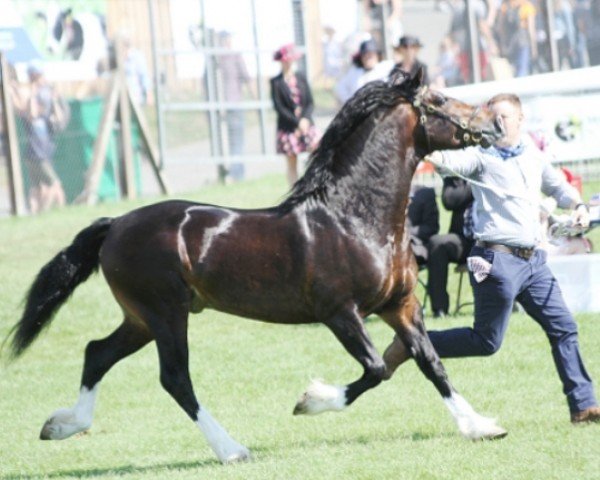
[428,246,597,413]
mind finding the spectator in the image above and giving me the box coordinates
[407,185,440,266]
[393,35,430,84]
[363,0,404,51]
[270,44,320,186]
[11,61,66,214]
[426,177,474,318]
[441,0,496,83]
[432,36,463,88]
[216,31,254,182]
[551,0,577,69]
[572,0,590,68]
[495,0,538,77]
[583,0,600,65]
[401,92,598,424]
[530,0,578,72]
[335,38,394,105]
[122,34,153,106]
[321,25,344,86]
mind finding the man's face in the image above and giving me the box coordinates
[490,100,522,147]
[400,45,419,63]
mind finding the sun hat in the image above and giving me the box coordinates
[273,43,303,62]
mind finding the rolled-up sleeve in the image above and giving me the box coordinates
[541,162,581,209]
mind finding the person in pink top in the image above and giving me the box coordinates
[270,44,320,186]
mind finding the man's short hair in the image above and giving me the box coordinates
[487,93,522,111]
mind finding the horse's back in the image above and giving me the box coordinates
[99,200,207,294]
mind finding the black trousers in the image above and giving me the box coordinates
[426,233,472,313]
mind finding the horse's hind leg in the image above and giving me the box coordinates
[146,303,250,464]
[380,295,507,440]
[40,319,152,440]
[294,305,387,415]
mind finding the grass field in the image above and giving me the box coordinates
[1,174,599,480]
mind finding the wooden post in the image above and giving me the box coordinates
[0,53,27,215]
[127,86,169,194]
[115,36,136,199]
[76,76,120,205]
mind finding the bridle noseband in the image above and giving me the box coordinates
[411,86,487,149]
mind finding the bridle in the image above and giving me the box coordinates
[411,86,489,150]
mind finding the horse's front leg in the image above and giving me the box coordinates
[293,304,387,415]
[380,295,507,440]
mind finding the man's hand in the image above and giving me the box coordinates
[424,151,443,167]
[572,203,590,229]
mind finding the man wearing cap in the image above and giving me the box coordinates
[394,35,429,85]
[335,38,394,105]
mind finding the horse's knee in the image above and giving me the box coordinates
[365,358,388,383]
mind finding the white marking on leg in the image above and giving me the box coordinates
[195,407,250,463]
[293,379,347,415]
[443,392,507,440]
[40,385,99,440]
[198,212,238,263]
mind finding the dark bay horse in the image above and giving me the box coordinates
[8,69,505,463]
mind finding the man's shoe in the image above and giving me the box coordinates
[433,309,447,318]
[571,406,600,424]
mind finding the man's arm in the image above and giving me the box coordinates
[541,163,581,209]
[425,147,483,178]
[541,162,589,227]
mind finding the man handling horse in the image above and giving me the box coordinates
[384,92,599,424]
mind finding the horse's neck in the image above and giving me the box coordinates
[326,141,417,241]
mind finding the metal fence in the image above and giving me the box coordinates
[1,0,600,216]
[152,0,309,187]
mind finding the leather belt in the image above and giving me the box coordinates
[475,241,535,260]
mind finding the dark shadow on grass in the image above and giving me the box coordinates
[0,451,269,480]
[1,430,464,479]
[252,428,457,454]
[1,461,210,480]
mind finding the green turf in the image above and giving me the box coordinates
[1,174,599,480]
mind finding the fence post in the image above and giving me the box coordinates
[115,35,136,200]
[0,53,26,216]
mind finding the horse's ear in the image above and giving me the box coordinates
[407,67,425,91]
[387,65,409,88]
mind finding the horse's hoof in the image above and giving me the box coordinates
[480,426,508,441]
[39,423,52,440]
[293,398,308,415]
[39,408,90,440]
[222,450,252,464]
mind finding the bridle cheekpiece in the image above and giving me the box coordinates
[412,86,488,148]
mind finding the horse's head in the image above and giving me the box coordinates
[390,67,504,153]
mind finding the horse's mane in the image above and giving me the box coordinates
[280,68,413,211]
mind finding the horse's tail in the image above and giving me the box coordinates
[6,217,114,359]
